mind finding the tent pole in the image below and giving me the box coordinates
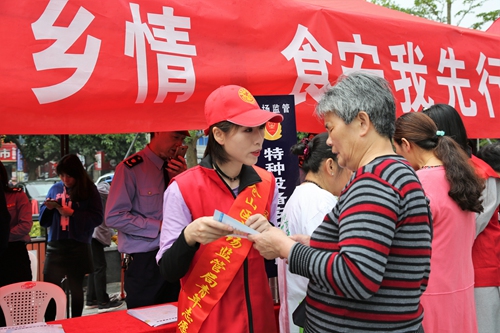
[60,135,69,158]
[123,133,139,161]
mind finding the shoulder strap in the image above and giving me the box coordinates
[124,155,143,168]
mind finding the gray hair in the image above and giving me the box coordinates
[315,72,396,138]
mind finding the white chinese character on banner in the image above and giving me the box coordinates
[125,3,196,103]
[389,42,433,113]
[261,104,270,111]
[277,192,288,206]
[265,162,285,176]
[437,47,477,116]
[282,104,290,113]
[31,0,101,104]
[275,177,286,191]
[264,147,284,162]
[476,52,500,118]
[282,24,332,104]
[337,34,384,78]
[274,177,287,220]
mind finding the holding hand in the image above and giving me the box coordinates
[290,234,311,247]
[44,199,60,210]
[166,156,187,178]
[184,216,234,246]
[56,206,74,217]
[248,227,296,260]
[245,214,272,233]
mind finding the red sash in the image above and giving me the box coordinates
[176,168,272,333]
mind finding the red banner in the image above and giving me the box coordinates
[0,0,499,137]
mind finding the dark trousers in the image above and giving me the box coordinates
[0,241,32,287]
[86,238,109,304]
[124,250,180,309]
[43,240,92,320]
[44,265,85,320]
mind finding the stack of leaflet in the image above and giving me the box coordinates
[127,304,177,327]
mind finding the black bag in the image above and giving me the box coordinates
[292,300,306,327]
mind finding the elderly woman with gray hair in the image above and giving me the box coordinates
[250,72,432,333]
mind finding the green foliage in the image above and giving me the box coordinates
[411,0,444,23]
[69,134,148,161]
[472,9,500,29]
[369,0,499,29]
[29,221,46,238]
[4,133,148,180]
[297,132,310,141]
[369,0,413,14]
[479,138,498,148]
[5,135,60,164]
[183,130,203,144]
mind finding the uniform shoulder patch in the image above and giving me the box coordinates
[124,155,144,168]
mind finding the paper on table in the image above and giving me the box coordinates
[213,210,259,235]
[1,323,65,333]
[127,304,177,327]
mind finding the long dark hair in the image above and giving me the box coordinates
[394,112,483,213]
[422,104,470,156]
[56,154,94,202]
[0,161,13,193]
[291,133,337,173]
[477,142,500,172]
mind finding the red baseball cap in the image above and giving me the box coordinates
[204,85,283,135]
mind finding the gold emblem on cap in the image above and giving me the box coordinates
[238,88,256,104]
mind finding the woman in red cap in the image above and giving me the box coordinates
[156,85,283,333]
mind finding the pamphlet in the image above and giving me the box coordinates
[0,323,65,333]
[213,210,259,235]
[127,304,177,327]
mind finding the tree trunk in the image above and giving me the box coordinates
[27,161,38,180]
[185,140,198,169]
[446,0,452,24]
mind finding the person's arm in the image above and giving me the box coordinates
[268,181,279,227]
[288,176,399,300]
[8,191,33,242]
[105,163,159,239]
[159,229,200,282]
[475,178,500,237]
[0,186,10,254]
[39,185,59,228]
[157,181,198,281]
[69,185,103,234]
[157,181,233,281]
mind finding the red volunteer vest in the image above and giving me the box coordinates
[470,155,500,287]
[174,164,277,333]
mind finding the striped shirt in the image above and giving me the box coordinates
[289,155,432,332]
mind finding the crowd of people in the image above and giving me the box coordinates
[1,72,500,333]
[394,111,482,332]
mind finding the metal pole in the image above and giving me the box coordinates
[60,135,69,158]
[123,133,139,161]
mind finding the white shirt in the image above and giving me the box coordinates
[277,182,337,333]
